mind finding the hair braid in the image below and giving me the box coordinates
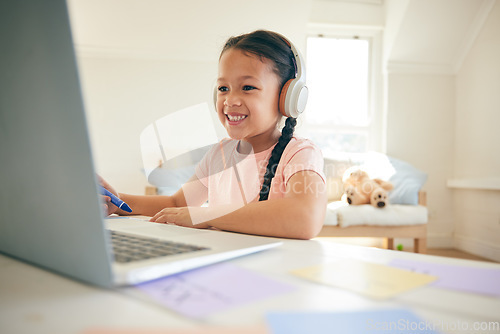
[259,117,297,201]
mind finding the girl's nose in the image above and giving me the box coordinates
[224,92,242,107]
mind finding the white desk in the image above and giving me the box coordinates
[1,238,499,334]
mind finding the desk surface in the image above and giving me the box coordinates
[1,237,499,334]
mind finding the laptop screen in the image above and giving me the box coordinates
[0,0,113,287]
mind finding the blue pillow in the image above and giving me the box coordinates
[146,145,211,196]
[154,165,196,196]
[387,156,427,205]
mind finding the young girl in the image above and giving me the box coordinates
[102,30,327,239]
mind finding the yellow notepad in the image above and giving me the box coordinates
[291,259,437,299]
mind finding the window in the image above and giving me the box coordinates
[298,26,383,157]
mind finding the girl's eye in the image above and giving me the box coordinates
[218,86,229,92]
[243,85,256,91]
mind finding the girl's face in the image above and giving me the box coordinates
[216,48,282,152]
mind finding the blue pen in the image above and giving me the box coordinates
[99,185,133,213]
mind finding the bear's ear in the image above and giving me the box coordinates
[343,178,354,188]
[353,170,369,179]
[360,170,370,178]
[373,179,394,191]
[347,172,359,181]
[382,181,394,191]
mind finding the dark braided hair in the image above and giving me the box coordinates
[220,30,298,201]
[259,116,296,200]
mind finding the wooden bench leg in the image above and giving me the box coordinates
[414,238,427,254]
[383,238,394,250]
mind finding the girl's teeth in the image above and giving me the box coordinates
[227,114,247,122]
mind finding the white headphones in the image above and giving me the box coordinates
[277,36,308,118]
[214,35,308,119]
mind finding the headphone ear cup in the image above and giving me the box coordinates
[280,79,308,118]
[292,81,308,118]
[279,79,294,117]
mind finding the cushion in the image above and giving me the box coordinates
[387,156,427,205]
[146,145,211,196]
[151,165,196,196]
[325,201,428,227]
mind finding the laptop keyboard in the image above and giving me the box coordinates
[109,230,210,263]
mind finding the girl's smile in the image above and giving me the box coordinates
[216,48,282,153]
[224,112,248,124]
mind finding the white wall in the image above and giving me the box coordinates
[385,73,456,248]
[453,1,500,261]
[383,0,409,64]
[310,0,384,26]
[383,0,457,248]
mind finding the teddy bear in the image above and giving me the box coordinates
[343,169,394,208]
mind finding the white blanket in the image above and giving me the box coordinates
[325,201,428,227]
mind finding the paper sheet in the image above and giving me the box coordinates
[134,263,295,318]
[291,259,437,299]
[266,308,440,334]
[390,258,500,297]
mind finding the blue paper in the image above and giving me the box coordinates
[390,258,500,297]
[266,309,440,334]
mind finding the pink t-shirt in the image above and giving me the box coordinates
[193,137,325,207]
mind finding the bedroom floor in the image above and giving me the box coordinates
[412,248,497,263]
[317,237,498,263]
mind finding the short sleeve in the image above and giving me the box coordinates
[195,143,218,187]
[280,138,326,186]
[194,139,237,188]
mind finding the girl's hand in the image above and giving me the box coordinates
[150,207,210,229]
[98,175,120,216]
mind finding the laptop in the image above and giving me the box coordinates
[0,0,281,288]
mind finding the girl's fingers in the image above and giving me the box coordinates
[150,209,176,223]
[155,215,169,224]
[99,195,114,216]
[154,214,174,224]
[149,212,161,222]
[97,175,117,195]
